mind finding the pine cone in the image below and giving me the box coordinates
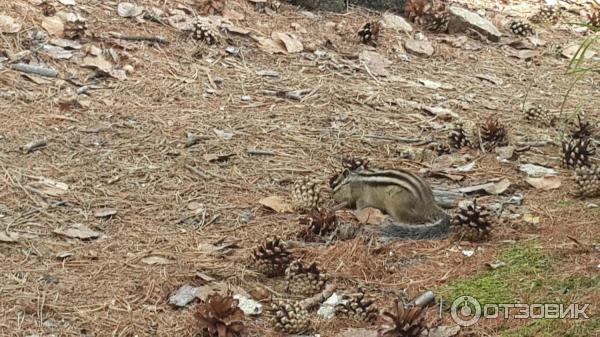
[404,0,432,25]
[291,178,322,212]
[574,165,600,197]
[451,199,492,241]
[480,118,508,150]
[433,142,451,155]
[299,209,338,240]
[192,19,219,45]
[40,1,56,16]
[562,137,595,168]
[524,104,555,126]
[336,288,378,322]
[448,123,472,149]
[588,10,600,28]
[378,300,427,337]
[196,293,247,337]
[64,20,88,39]
[570,113,595,140]
[341,156,370,171]
[285,260,327,296]
[272,300,311,334]
[425,8,449,33]
[197,0,226,15]
[358,22,380,45]
[510,21,535,36]
[250,237,292,277]
[530,6,561,24]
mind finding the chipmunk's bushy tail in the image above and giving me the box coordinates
[375,211,451,240]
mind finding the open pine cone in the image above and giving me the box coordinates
[250,237,292,277]
[299,209,338,241]
[196,293,247,337]
[424,4,449,33]
[451,199,492,241]
[510,21,535,36]
[40,1,56,16]
[336,288,378,322]
[530,6,561,24]
[562,137,595,168]
[64,19,88,39]
[574,165,600,197]
[197,0,226,15]
[358,22,380,45]
[378,300,427,337]
[192,19,219,44]
[291,177,322,212]
[524,104,555,127]
[480,118,508,150]
[570,113,595,140]
[588,10,600,28]
[404,0,432,26]
[448,123,473,149]
[341,156,370,171]
[272,300,311,334]
[285,260,327,296]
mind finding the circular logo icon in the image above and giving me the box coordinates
[451,296,482,327]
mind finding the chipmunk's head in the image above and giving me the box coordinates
[329,168,358,204]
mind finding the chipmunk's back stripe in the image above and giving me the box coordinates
[351,173,422,200]
[357,169,429,202]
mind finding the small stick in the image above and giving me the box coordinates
[301,284,336,310]
[246,148,275,156]
[109,32,168,44]
[184,164,209,179]
[11,64,58,78]
[23,139,47,153]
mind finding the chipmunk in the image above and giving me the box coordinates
[330,168,450,239]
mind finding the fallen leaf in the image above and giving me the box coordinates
[562,44,596,60]
[141,255,174,265]
[195,282,248,301]
[259,196,292,213]
[0,15,21,33]
[117,2,144,17]
[94,208,117,218]
[0,232,19,243]
[28,178,69,196]
[54,224,103,240]
[255,35,287,54]
[485,260,506,270]
[334,328,378,337]
[213,128,234,140]
[271,32,303,53]
[42,16,64,36]
[81,54,113,72]
[359,50,392,77]
[495,146,515,160]
[203,153,235,163]
[355,207,385,225]
[526,175,561,190]
[519,164,556,177]
[428,325,461,337]
[455,161,476,172]
[484,178,510,194]
[523,213,540,224]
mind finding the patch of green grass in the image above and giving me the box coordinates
[555,199,576,208]
[501,316,600,337]
[439,244,556,306]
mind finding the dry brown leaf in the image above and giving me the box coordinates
[195,282,249,301]
[0,232,19,243]
[94,208,117,218]
[255,36,287,54]
[483,178,510,195]
[141,255,174,265]
[259,196,292,213]
[223,8,245,21]
[0,15,21,33]
[54,224,103,240]
[334,328,378,337]
[42,16,64,36]
[355,207,385,225]
[271,32,303,53]
[359,50,392,77]
[525,175,561,190]
[81,54,113,72]
[117,2,144,17]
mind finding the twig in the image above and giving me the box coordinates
[184,164,209,179]
[301,283,336,310]
[23,139,47,153]
[11,64,58,77]
[246,149,275,156]
[109,32,168,44]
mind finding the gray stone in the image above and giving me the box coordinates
[448,6,501,42]
[404,39,434,57]
[169,284,198,307]
[383,13,412,32]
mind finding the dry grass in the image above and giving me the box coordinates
[1,0,600,336]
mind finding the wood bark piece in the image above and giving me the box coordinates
[12,63,58,77]
[290,0,406,12]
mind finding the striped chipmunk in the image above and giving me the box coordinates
[330,167,451,240]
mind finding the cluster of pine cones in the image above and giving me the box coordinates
[447,118,509,151]
[563,114,600,197]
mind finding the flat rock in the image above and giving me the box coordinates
[383,13,412,32]
[448,6,501,42]
[405,39,434,57]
